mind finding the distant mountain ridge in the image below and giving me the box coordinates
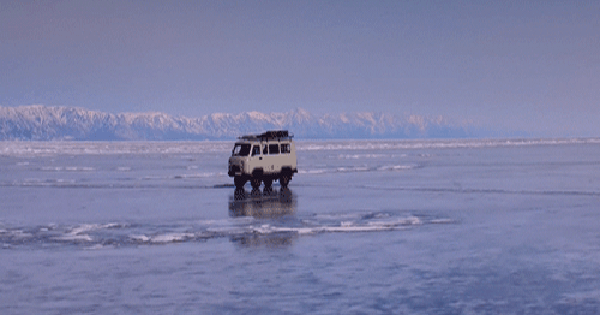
[0,105,483,141]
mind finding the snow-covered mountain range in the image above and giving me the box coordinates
[0,105,482,141]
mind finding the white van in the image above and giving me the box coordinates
[228,130,298,189]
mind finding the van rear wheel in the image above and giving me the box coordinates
[251,178,261,189]
[280,175,290,188]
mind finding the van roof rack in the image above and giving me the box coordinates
[238,130,294,142]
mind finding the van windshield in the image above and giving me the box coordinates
[232,143,251,156]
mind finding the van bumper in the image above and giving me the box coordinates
[228,165,242,177]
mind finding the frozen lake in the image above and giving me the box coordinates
[1,139,600,314]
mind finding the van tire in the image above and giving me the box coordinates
[251,178,261,189]
[280,175,290,188]
[263,178,272,189]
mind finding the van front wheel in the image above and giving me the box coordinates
[234,177,246,189]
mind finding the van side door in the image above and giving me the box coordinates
[267,143,280,173]
[249,144,262,172]
[260,143,273,174]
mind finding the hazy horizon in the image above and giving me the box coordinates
[2,1,598,137]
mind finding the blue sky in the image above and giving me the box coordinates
[1,1,598,136]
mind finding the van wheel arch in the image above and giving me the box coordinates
[252,168,264,178]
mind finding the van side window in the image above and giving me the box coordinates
[251,145,260,156]
[263,144,268,155]
[268,144,279,155]
[281,143,290,154]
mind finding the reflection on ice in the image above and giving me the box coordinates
[228,188,297,247]
[229,188,296,219]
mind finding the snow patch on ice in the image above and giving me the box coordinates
[299,165,416,175]
[298,170,327,174]
[150,232,195,243]
[41,166,95,172]
[130,234,150,242]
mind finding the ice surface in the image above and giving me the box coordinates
[2,138,600,156]
[1,139,600,314]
